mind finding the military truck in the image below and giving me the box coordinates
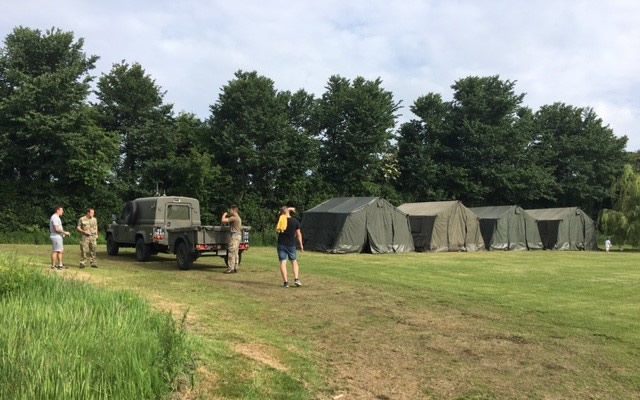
[106,196,250,270]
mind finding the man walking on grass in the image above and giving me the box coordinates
[276,206,303,288]
[77,208,99,268]
[50,206,70,270]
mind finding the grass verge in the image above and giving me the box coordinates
[0,252,193,400]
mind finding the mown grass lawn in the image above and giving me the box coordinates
[2,244,639,399]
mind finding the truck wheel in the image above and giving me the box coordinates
[106,234,119,256]
[176,242,193,270]
[136,237,151,262]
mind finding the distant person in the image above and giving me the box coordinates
[277,206,303,288]
[221,205,242,274]
[77,208,99,268]
[605,238,612,253]
[50,206,70,270]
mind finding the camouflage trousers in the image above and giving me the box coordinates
[227,234,241,270]
[80,237,97,266]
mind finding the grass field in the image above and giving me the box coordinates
[0,253,192,400]
[1,244,639,399]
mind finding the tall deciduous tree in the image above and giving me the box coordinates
[0,27,118,229]
[206,71,317,229]
[140,113,227,223]
[316,76,400,196]
[600,164,640,246]
[448,76,554,205]
[532,103,627,216]
[397,76,555,205]
[95,61,174,198]
[397,93,458,201]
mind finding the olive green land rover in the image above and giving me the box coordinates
[106,196,250,270]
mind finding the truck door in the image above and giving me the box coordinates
[117,201,137,243]
[165,203,193,231]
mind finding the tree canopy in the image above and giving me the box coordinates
[0,26,631,233]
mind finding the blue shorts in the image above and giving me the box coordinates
[278,245,297,261]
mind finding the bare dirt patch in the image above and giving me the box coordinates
[234,343,288,372]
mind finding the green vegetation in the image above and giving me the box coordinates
[2,244,639,399]
[0,26,630,235]
[601,164,640,246]
[0,252,192,400]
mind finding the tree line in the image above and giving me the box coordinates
[0,27,632,233]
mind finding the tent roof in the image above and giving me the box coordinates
[526,207,580,221]
[305,197,379,214]
[398,201,460,216]
[470,205,517,219]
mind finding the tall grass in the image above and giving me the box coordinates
[0,253,193,400]
[0,231,108,245]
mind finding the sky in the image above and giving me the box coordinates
[2,0,639,150]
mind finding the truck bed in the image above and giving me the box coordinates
[167,225,249,246]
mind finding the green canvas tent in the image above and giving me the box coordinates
[301,197,414,254]
[470,205,543,251]
[526,207,597,251]
[398,201,484,252]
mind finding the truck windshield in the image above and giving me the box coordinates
[167,204,190,220]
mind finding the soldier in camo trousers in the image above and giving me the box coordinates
[76,208,99,268]
[221,205,242,274]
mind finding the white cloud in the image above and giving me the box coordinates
[2,0,639,149]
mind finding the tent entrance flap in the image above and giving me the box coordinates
[409,216,435,252]
[479,219,497,250]
[538,220,560,250]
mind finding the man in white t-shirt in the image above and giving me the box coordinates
[50,206,70,270]
[605,238,612,253]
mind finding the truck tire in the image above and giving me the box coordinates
[106,234,119,256]
[136,237,151,262]
[176,242,194,270]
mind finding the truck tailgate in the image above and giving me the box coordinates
[198,225,232,245]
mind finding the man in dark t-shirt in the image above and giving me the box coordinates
[277,206,303,288]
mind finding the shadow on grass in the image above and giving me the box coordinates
[97,251,230,272]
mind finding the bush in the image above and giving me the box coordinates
[0,252,193,400]
[0,253,37,296]
[250,230,278,246]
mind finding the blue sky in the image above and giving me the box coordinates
[2,0,639,150]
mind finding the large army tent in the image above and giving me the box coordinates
[526,207,597,251]
[470,205,543,251]
[398,201,484,252]
[301,197,414,254]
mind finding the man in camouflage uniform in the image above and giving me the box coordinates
[76,208,99,268]
[221,205,242,274]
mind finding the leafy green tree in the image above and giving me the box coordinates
[448,76,554,205]
[397,76,554,205]
[600,164,640,246]
[206,71,318,230]
[140,113,228,223]
[0,27,118,230]
[316,76,400,196]
[397,93,458,201]
[533,103,627,215]
[95,61,174,198]
[628,151,640,172]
